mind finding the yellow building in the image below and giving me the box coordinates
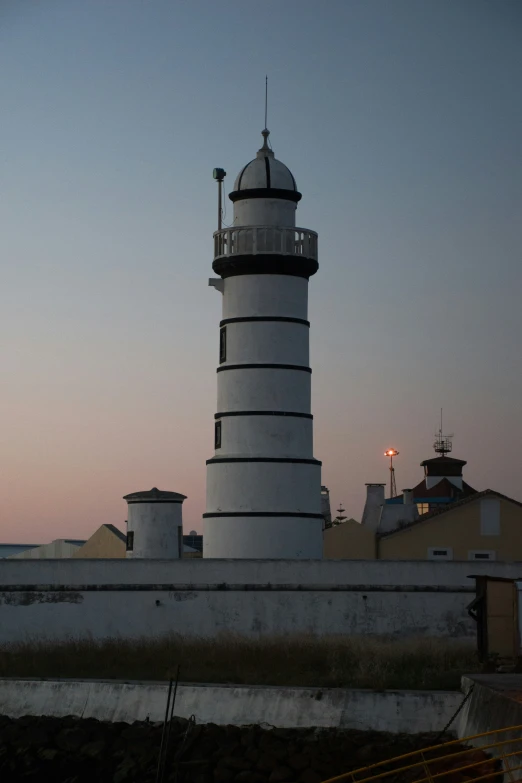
[73,525,126,558]
[72,524,202,558]
[323,518,375,559]
[323,490,522,562]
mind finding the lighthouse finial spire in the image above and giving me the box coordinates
[264,75,268,131]
[260,76,270,151]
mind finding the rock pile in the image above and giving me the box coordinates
[0,715,499,783]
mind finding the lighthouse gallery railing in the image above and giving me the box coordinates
[213,226,318,261]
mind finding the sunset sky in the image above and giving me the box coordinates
[1,0,521,543]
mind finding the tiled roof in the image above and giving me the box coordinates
[411,477,477,500]
[420,456,468,467]
[379,489,522,539]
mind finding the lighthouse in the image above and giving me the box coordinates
[204,128,322,559]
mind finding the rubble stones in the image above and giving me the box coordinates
[0,714,501,783]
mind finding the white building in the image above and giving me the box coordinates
[123,487,186,559]
[204,129,322,559]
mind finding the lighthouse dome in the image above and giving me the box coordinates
[230,130,301,203]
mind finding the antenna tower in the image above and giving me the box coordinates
[384,449,399,498]
[433,409,453,456]
[334,504,347,526]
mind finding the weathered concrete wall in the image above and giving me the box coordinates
[2,556,521,586]
[0,678,462,733]
[0,558,520,642]
[457,674,522,739]
[457,675,522,780]
[0,584,475,641]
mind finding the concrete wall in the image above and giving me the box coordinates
[380,496,522,561]
[0,678,462,733]
[0,558,521,643]
[457,675,522,738]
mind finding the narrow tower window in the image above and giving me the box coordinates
[219,327,227,363]
[126,530,134,552]
[215,420,222,449]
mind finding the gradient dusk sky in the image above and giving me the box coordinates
[1,0,521,544]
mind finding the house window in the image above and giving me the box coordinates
[214,420,222,449]
[468,550,496,561]
[417,503,430,515]
[126,531,134,552]
[428,547,453,561]
[480,499,500,536]
[219,327,227,363]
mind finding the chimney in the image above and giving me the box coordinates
[321,486,332,528]
[361,484,385,531]
[403,489,414,505]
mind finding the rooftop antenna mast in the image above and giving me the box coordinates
[334,504,347,526]
[433,408,453,456]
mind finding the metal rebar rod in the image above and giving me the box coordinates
[155,677,173,783]
[160,664,181,783]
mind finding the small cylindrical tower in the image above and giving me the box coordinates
[123,487,186,559]
[204,129,322,559]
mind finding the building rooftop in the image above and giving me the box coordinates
[379,489,522,538]
[231,130,300,200]
[420,455,467,467]
[0,544,40,559]
[123,487,187,503]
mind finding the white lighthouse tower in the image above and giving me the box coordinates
[204,128,322,559]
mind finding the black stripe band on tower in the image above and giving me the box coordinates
[236,159,255,191]
[229,187,302,203]
[214,411,313,419]
[206,457,322,465]
[203,511,324,519]
[220,316,310,327]
[217,363,311,373]
[213,254,318,280]
[264,157,271,188]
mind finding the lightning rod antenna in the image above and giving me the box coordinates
[264,75,268,130]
